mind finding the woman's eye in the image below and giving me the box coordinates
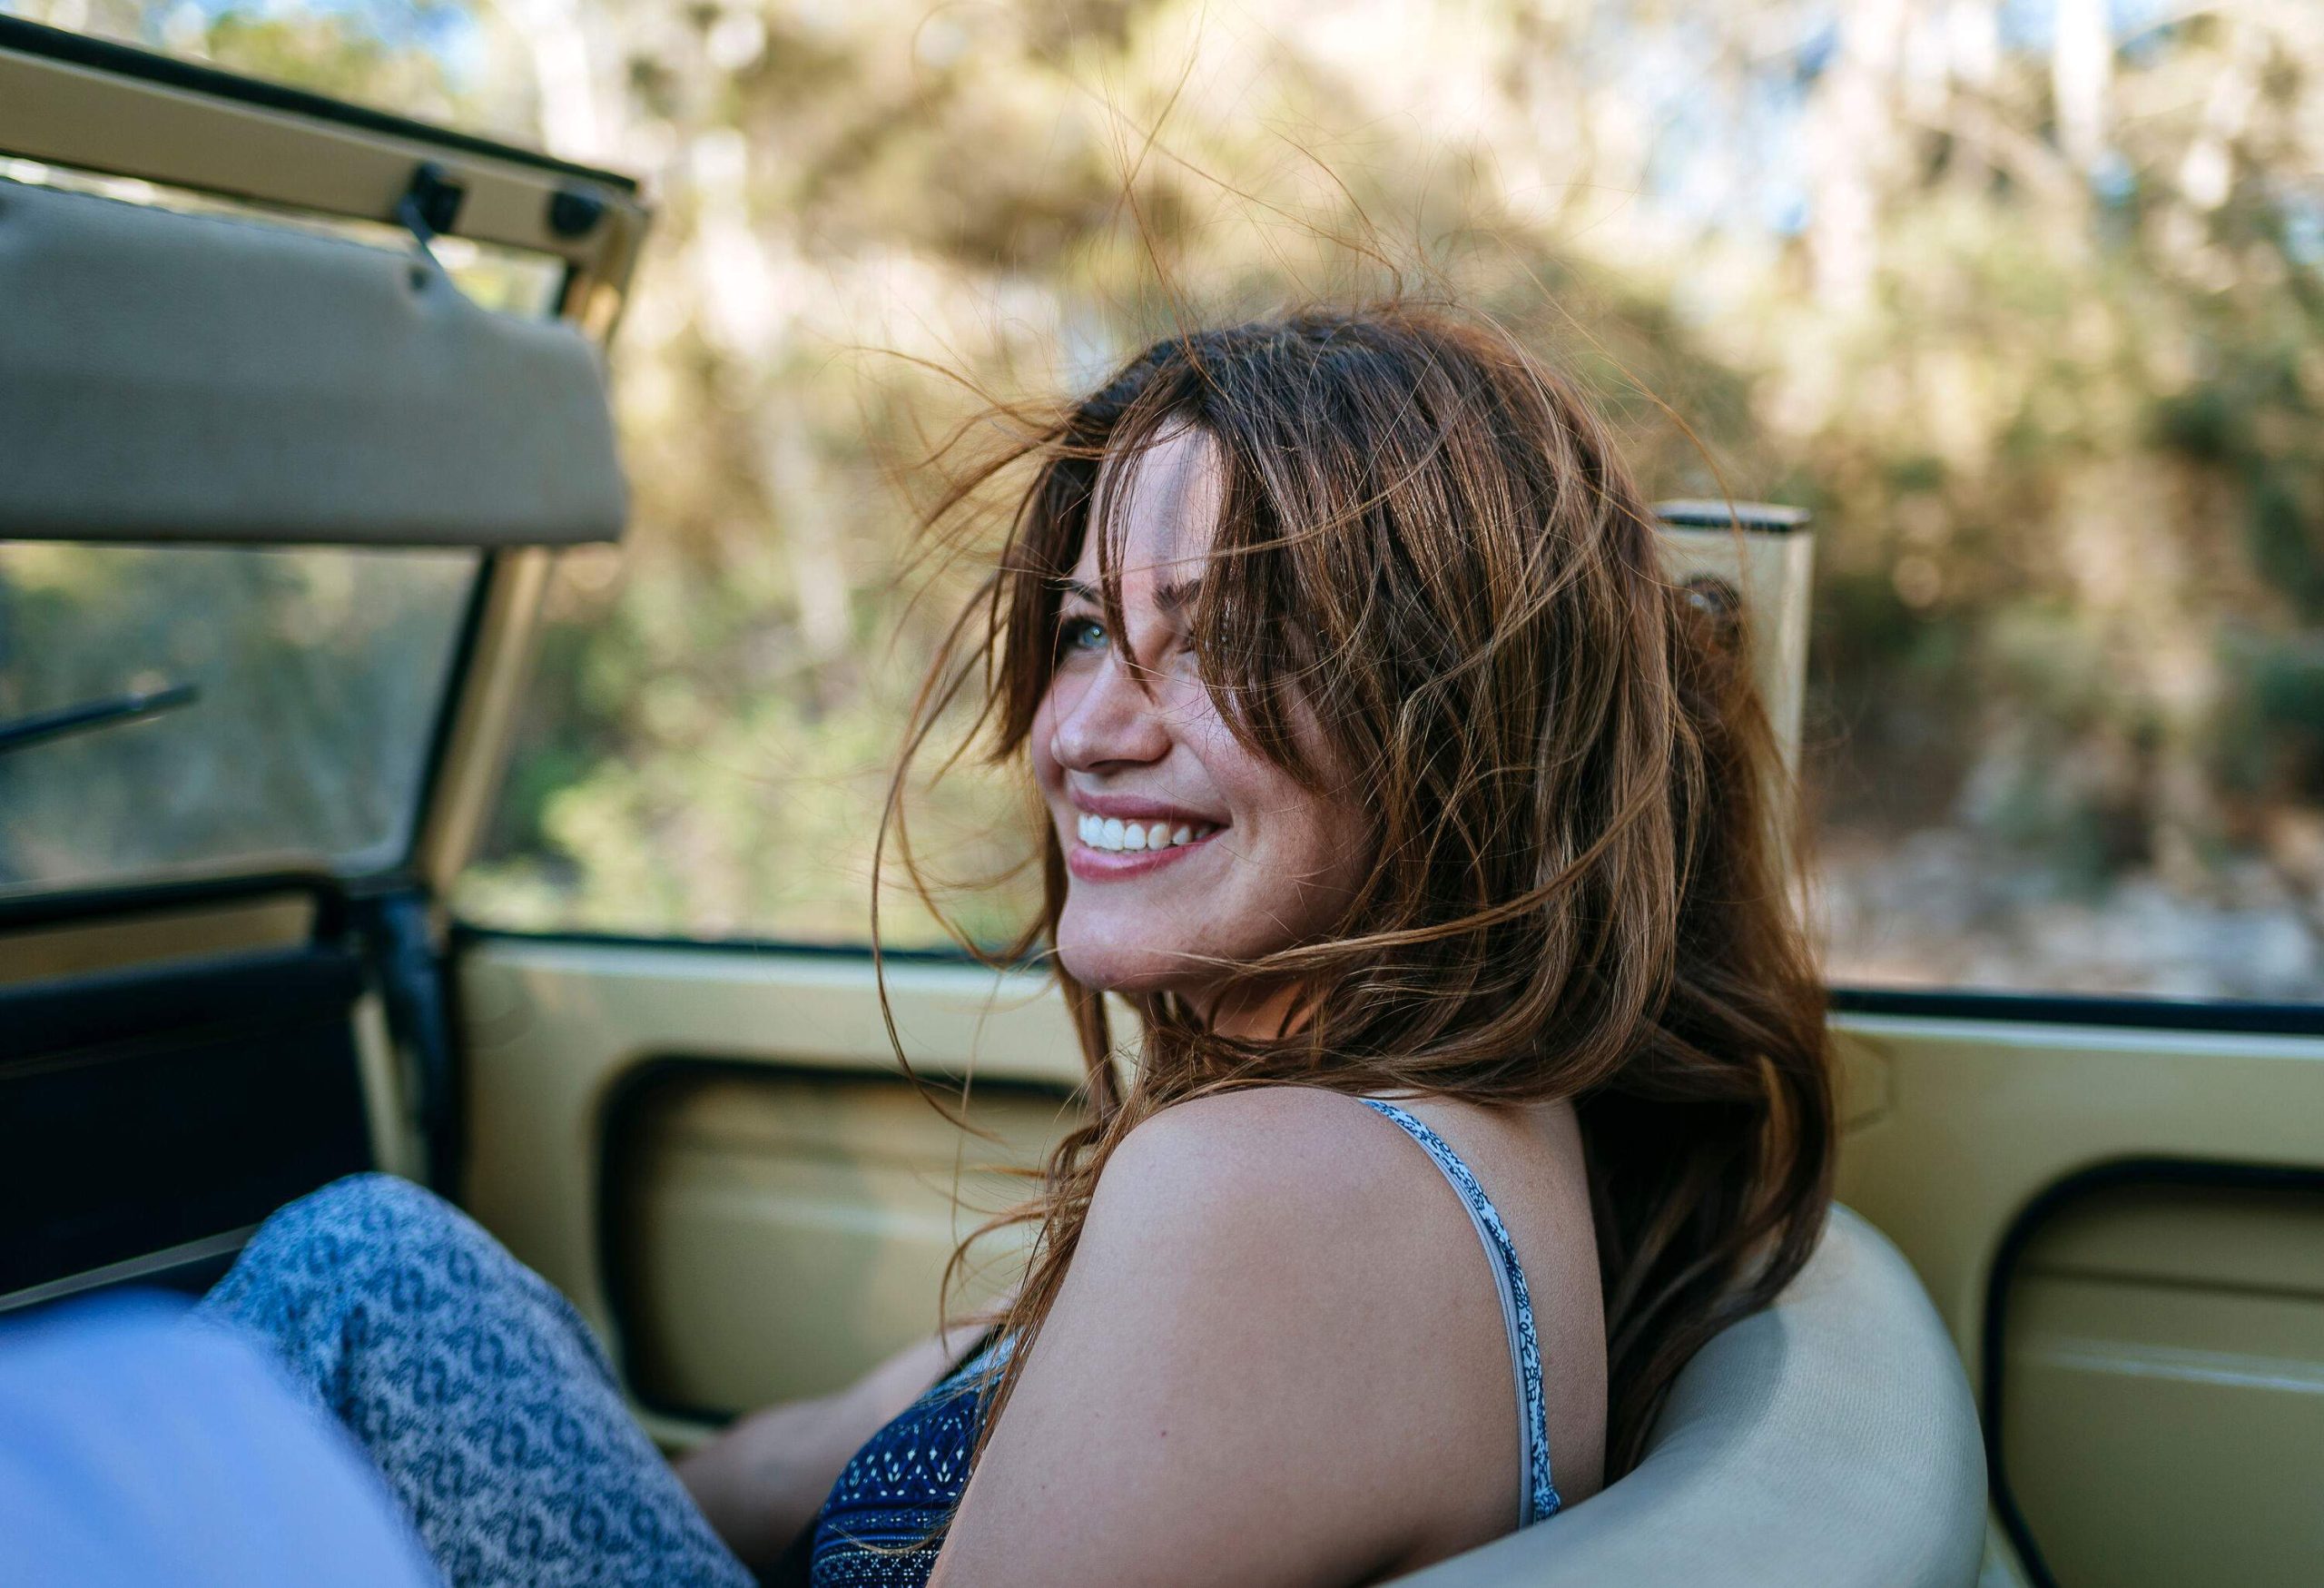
[1058,616,1108,656]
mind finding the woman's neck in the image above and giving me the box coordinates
[1200,981,1313,1042]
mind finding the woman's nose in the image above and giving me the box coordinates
[1049,651,1172,771]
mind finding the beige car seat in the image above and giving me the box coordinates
[1393,1205,1987,1588]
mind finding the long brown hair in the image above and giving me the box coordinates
[878,301,1834,1478]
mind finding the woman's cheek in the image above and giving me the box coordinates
[1028,694,1064,794]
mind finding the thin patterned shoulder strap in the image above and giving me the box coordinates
[1358,1098,1561,1528]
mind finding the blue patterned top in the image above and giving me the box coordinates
[807,1331,1010,1586]
[806,1098,1559,1585]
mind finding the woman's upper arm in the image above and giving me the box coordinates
[928,1092,1431,1588]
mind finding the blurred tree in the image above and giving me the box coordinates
[9,0,2319,993]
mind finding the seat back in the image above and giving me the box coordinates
[1394,1205,1986,1588]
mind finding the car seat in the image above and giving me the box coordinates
[1392,1205,1987,1587]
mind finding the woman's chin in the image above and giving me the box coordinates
[1054,932,1204,1000]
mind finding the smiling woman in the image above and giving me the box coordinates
[800,301,1834,1583]
[201,301,1833,1588]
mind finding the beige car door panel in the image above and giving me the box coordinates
[456,934,1088,1425]
[1984,1165,2324,1588]
[604,1060,1065,1416]
[1834,1005,2324,1588]
[463,934,2324,1588]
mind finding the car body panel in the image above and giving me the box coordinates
[457,932,2324,1588]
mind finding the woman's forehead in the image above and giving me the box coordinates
[1078,423,1224,584]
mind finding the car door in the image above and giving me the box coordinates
[1832,999,2324,1588]
[0,16,646,1309]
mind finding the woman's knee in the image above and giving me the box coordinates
[300,1171,447,1222]
[268,1171,463,1245]
[235,1172,514,1297]
[221,1174,618,1396]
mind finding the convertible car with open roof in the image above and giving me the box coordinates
[2,16,2319,1586]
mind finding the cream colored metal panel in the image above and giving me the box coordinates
[414,548,553,895]
[1658,525,1814,777]
[460,941,2324,1582]
[1831,1014,2324,1386]
[2003,1272,2324,1588]
[458,939,1085,1357]
[2023,1181,2324,1297]
[612,1069,1062,1411]
[0,46,645,277]
[466,934,2324,1385]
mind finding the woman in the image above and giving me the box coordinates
[201,303,1834,1587]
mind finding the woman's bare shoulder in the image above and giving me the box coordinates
[1104,1086,1608,1508]
[933,1086,1588,1584]
[934,1092,1533,1588]
[1094,1086,1412,1214]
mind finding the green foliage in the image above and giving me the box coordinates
[23,0,2321,993]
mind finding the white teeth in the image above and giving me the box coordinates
[1073,814,1218,853]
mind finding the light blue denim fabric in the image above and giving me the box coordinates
[0,1290,441,1588]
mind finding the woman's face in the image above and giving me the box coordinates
[1031,425,1370,1021]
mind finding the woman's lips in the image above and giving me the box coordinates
[1065,826,1223,881]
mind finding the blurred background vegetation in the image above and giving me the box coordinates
[11,0,2322,998]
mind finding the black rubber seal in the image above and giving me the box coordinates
[1831,984,2324,1038]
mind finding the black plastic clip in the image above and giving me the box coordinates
[547,186,607,240]
[394,162,467,266]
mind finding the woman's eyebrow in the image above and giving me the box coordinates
[1155,577,1202,615]
[1053,577,1203,613]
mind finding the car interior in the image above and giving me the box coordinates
[4,16,2319,1587]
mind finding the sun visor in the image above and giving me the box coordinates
[0,177,626,547]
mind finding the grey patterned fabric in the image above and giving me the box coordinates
[198,1174,752,1588]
